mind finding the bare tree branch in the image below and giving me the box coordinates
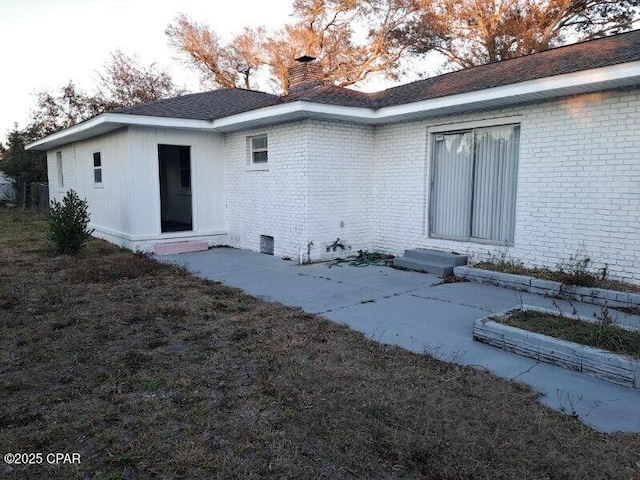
[406,0,640,68]
[166,1,424,94]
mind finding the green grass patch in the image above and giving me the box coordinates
[496,310,640,358]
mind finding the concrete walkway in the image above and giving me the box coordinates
[156,248,640,433]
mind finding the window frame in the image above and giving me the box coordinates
[248,134,268,166]
[93,151,103,186]
[56,151,64,189]
[428,121,520,246]
[178,148,191,190]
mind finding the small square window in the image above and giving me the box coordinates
[93,152,102,184]
[249,135,268,164]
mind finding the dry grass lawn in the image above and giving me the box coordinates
[1,207,640,479]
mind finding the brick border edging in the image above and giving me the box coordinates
[453,266,640,309]
[473,306,640,390]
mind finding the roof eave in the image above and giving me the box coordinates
[375,60,640,123]
[211,61,640,129]
[26,113,215,151]
[26,60,640,150]
[209,101,377,133]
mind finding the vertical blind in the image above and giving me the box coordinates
[430,125,519,243]
[431,132,473,238]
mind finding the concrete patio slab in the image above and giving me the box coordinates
[225,268,385,314]
[301,262,442,294]
[156,247,640,433]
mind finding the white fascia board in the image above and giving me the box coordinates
[26,113,214,151]
[375,61,640,121]
[209,61,640,130]
[210,101,376,132]
[103,113,214,130]
[27,114,110,150]
[26,60,640,149]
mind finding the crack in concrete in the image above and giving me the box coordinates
[408,293,492,313]
[314,299,379,315]
[296,271,437,296]
[314,289,435,315]
[315,285,493,317]
[511,362,540,381]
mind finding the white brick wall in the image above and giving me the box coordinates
[224,120,376,261]
[306,120,375,260]
[373,88,640,284]
[224,89,639,283]
[225,123,309,259]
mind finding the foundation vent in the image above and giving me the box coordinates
[260,235,274,255]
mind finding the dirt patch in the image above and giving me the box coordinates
[474,260,640,294]
[618,306,640,316]
[1,208,640,479]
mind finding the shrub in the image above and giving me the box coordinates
[48,190,93,254]
[555,253,608,288]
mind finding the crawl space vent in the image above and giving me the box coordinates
[260,235,274,255]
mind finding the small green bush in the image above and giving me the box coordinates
[48,190,93,254]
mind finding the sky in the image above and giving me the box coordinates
[0,0,297,143]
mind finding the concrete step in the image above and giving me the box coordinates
[392,249,468,277]
[403,249,468,266]
[154,241,209,255]
[392,257,454,277]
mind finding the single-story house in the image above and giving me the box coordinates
[28,31,640,284]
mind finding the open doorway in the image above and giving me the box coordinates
[158,144,192,233]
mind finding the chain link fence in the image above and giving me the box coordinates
[29,182,50,215]
[9,182,50,214]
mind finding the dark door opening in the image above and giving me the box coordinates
[159,144,192,233]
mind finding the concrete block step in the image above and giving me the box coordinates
[404,249,468,266]
[392,257,454,277]
[154,241,209,255]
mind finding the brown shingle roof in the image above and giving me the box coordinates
[278,84,376,108]
[374,29,640,107]
[112,88,279,120]
[113,30,640,119]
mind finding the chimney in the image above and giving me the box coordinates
[287,56,324,94]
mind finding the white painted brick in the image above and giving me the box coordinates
[373,88,640,285]
[224,120,375,261]
[221,88,639,284]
